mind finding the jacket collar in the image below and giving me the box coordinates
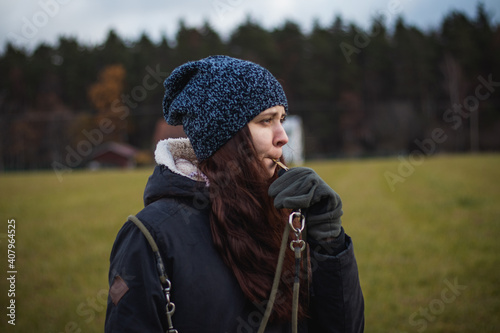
[154,138,208,185]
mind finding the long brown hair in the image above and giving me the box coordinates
[198,125,307,322]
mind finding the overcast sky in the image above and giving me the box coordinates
[1,0,499,53]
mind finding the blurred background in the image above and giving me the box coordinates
[1,0,499,170]
[1,1,500,332]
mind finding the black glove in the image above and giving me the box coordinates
[268,167,342,241]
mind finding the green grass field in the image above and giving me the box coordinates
[1,153,499,332]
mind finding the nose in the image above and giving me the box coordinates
[274,123,289,148]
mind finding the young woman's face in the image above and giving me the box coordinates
[247,106,289,177]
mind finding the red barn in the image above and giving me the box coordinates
[88,142,138,169]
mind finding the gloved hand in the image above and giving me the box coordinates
[268,167,342,241]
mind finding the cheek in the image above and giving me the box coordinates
[253,132,272,156]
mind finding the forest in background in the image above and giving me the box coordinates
[1,3,499,171]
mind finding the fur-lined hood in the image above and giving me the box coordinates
[143,138,208,207]
[154,138,208,184]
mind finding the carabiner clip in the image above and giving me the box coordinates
[288,210,305,234]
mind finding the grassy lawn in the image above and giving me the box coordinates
[1,153,499,332]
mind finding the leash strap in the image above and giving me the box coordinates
[289,211,306,333]
[128,215,178,333]
[257,218,291,333]
[258,210,306,333]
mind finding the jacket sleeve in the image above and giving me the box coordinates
[105,221,168,333]
[307,230,365,333]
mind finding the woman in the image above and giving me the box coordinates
[105,55,364,332]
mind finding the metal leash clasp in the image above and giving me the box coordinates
[288,209,306,252]
[288,209,306,333]
[163,279,178,333]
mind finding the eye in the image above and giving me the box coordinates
[261,117,273,124]
[280,115,287,123]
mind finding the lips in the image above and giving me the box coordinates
[264,158,277,169]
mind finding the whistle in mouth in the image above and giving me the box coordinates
[272,159,289,171]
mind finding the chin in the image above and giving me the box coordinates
[267,166,277,178]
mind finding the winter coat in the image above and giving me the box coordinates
[105,139,364,333]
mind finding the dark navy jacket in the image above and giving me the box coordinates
[105,165,364,332]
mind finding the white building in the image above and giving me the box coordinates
[282,115,304,165]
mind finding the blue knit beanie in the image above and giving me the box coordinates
[162,55,288,161]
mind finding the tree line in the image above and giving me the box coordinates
[1,3,499,171]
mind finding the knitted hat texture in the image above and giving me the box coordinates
[162,55,288,161]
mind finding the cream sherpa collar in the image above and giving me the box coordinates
[154,138,208,184]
